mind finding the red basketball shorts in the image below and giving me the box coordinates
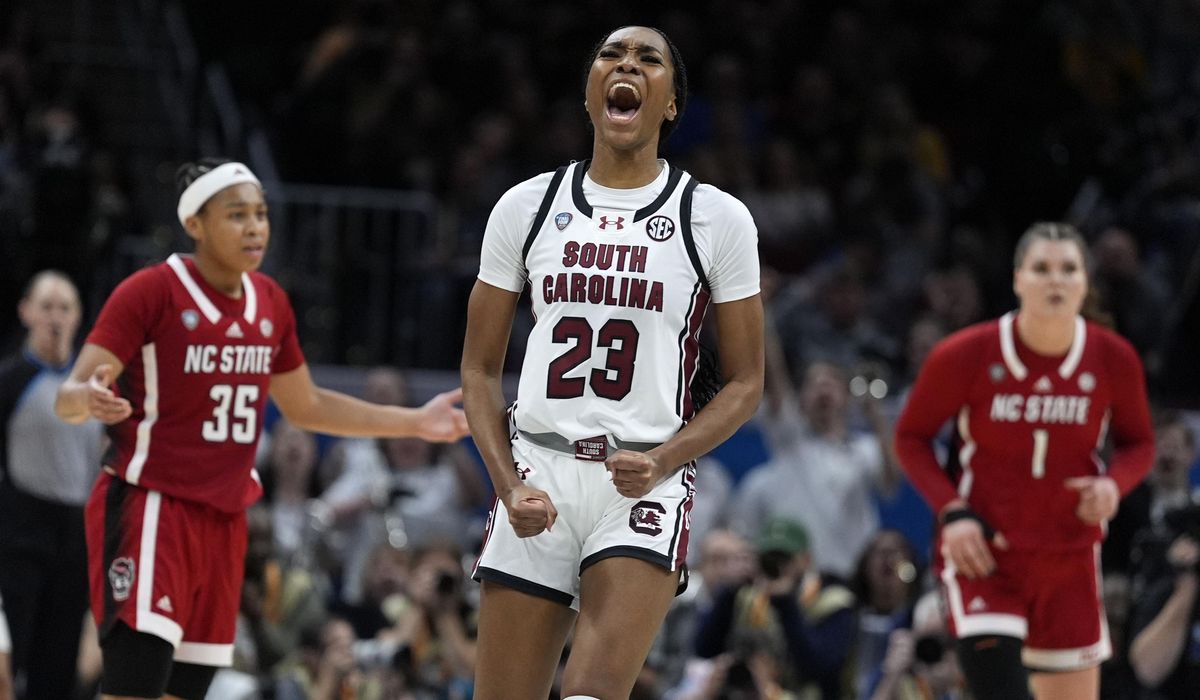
[938,543,1109,671]
[85,471,247,667]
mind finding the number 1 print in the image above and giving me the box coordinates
[1031,429,1049,479]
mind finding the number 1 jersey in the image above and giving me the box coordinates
[86,254,305,513]
[895,313,1154,550]
[478,160,759,444]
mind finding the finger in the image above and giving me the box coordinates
[1064,477,1093,491]
[438,387,464,405]
[992,531,1010,550]
[92,364,114,387]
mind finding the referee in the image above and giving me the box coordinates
[0,271,102,699]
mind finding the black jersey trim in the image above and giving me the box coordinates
[570,159,593,217]
[473,566,574,607]
[579,546,689,596]
[522,165,570,264]
[100,476,131,639]
[679,176,709,290]
[633,165,683,221]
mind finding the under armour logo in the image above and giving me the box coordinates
[598,216,625,231]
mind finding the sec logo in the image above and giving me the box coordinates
[646,215,675,242]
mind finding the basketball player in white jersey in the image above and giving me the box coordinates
[461,25,763,700]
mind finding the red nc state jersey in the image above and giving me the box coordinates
[86,254,305,513]
[895,312,1154,551]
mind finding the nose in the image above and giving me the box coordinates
[615,51,641,75]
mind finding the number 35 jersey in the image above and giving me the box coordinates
[478,160,760,444]
[86,254,305,513]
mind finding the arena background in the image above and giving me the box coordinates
[2,0,1200,697]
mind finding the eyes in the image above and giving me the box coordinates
[596,48,664,65]
[1029,260,1081,275]
[227,208,268,222]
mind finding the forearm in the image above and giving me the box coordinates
[282,388,423,437]
[461,367,520,499]
[1130,576,1198,687]
[865,402,901,495]
[649,376,761,474]
[894,432,959,512]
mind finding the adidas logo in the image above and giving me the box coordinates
[1033,376,1053,393]
[226,322,244,339]
[968,596,987,612]
[156,595,174,613]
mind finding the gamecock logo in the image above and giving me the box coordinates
[629,500,667,535]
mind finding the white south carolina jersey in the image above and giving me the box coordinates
[478,159,759,443]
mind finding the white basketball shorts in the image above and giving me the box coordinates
[473,435,695,609]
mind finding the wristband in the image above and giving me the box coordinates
[941,507,997,540]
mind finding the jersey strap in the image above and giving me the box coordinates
[522,165,570,263]
[679,176,709,290]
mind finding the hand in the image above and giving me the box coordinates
[502,483,557,538]
[940,516,1007,579]
[881,628,915,676]
[1167,535,1200,579]
[605,449,663,499]
[1065,476,1120,524]
[415,387,470,442]
[87,364,132,424]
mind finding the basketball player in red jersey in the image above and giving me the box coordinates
[54,159,469,700]
[895,222,1154,700]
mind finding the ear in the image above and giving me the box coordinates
[665,96,678,122]
[184,215,203,243]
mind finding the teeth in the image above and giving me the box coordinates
[608,81,641,101]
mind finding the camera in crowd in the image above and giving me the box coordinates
[914,634,950,666]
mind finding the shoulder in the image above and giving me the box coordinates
[101,263,173,315]
[117,261,173,295]
[927,320,997,364]
[248,271,290,302]
[689,181,755,228]
[1087,322,1141,366]
[493,170,561,213]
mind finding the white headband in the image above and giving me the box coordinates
[176,162,262,227]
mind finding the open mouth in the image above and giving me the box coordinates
[606,81,642,123]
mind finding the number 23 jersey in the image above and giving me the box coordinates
[895,312,1154,550]
[478,161,759,444]
[86,254,305,513]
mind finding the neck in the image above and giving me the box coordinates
[588,142,662,188]
[27,340,70,367]
[192,252,244,297]
[1015,312,1075,356]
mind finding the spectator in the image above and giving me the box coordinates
[262,419,321,567]
[274,617,385,700]
[736,317,899,579]
[235,505,327,681]
[850,529,923,699]
[869,590,967,700]
[694,517,856,699]
[1128,520,1200,698]
[655,529,757,697]
[0,271,101,700]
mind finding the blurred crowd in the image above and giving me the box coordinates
[3,0,1200,698]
